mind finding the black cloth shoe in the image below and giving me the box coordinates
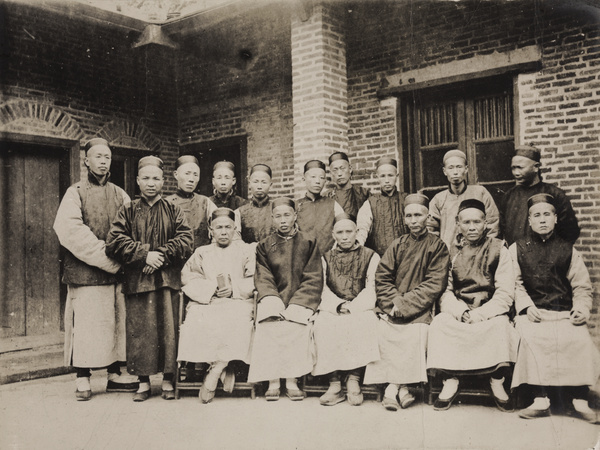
[133,390,151,402]
[107,380,139,393]
[433,389,460,411]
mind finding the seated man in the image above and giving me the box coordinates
[427,199,518,411]
[510,193,600,422]
[177,208,256,404]
[248,197,323,401]
[364,194,449,411]
[312,213,381,406]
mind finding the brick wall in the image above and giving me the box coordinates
[0,2,179,190]
[344,0,600,341]
[176,4,294,197]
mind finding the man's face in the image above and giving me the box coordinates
[210,216,235,247]
[329,159,352,188]
[249,171,272,200]
[442,156,467,186]
[528,202,557,237]
[303,168,326,195]
[174,162,200,194]
[457,208,486,244]
[511,156,539,186]
[213,167,236,194]
[376,165,397,194]
[137,165,164,200]
[404,204,429,235]
[272,205,296,235]
[332,219,357,250]
[85,145,111,177]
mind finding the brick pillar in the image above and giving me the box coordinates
[291,3,348,194]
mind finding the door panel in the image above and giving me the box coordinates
[0,142,66,338]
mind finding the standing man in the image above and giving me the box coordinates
[106,156,193,402]
[238,163,276,243]
[54,137,138,401]
[296,160,344,255]
[500,145,580,245]
[248,197,323,401]
[364,194,449,411]
[166,155,217,250]
[356,157,408,256]
[327,152,370,217]
[211,160,248,210]
[510,193,600,422]
[427,149,499,247]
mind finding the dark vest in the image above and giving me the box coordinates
[296,195,336,255]
[210,192,247,210]
[334,185,369,218]
[239,196,275,243]
[62,173,126,286]
[366,190,408,256]
[324,246,375,301]
[166,191,210,250]
[451,237,503,308]
[516,233,573,312]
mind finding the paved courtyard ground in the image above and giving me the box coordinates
[1,371,599,450]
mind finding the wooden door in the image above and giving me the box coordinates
[0,141,68,339]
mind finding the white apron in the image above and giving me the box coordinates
[427,313,519,372]
[63,284,126,367]
[248,320,314,382]
[364,320,429,385]
[511,312,600,388]
[312,310,380,376]
[177,298,254,364]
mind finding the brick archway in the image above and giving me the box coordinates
[0,100,84,140]
[97,120,161,152]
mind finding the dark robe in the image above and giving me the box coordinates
[375,232,449,324]
[515,233,574,312]
[500,181,580,245]
[255,230,323,312]
[296,194,336,255]
[324,245,375,301]
[166,190,211,250]
[106,197,193,376]
[333,184,370,218]
[210,191,248,210]
[366,189,408,256]
[238,195,275,243]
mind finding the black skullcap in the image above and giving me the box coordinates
[304,160,327,173]
[138,156,163,170]
[376,157,398,169]
[271,197,296,211]
[515,145,541,163]
[334,212,356,224]
[213,160,236,173]
[176,155,199,168]
[329,152,349,165]
[458,198,486,215]
[84,138,110,153]
[210,207,236,222]
[527,193,556,210]
[250,163,272,178]
[404,193,429,208]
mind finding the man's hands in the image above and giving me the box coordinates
[143,251,164,275]
[215,286,233,298]
[461,310,473,324]
[570,309,589,326]
[526,305,542,323]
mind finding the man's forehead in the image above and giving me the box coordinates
[305,167,326,177]
[529,202,555,214]
[176,162,199,173]
[138,165,163,176]
[330,159,350,170]
[87,144,111,155]
[333,219,356,231]
[512,155,535,166]
[404,203,428,214]
[272,205,295,214]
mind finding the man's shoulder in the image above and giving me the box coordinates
[539,182,568,198]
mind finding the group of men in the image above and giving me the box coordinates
[53,137,599,423]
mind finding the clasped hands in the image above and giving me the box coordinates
[526,305,588,325]
[143,251,164,275]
